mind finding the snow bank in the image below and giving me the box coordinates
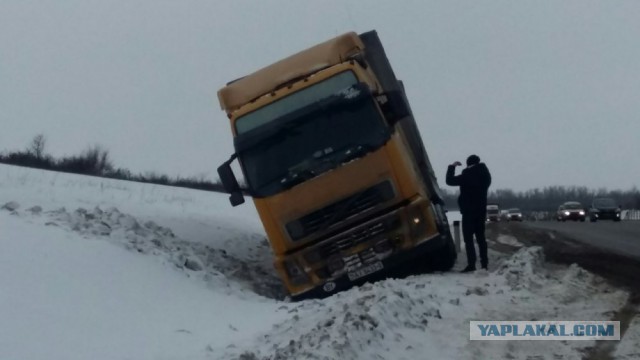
[615,315,640,359]
[218,247,628,360]
[3,201,285,300]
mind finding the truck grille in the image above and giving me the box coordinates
[286,181,394,241]
[317,215,399,257]
[311,216,400,280]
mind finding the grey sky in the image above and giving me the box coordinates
[1,1,639,191]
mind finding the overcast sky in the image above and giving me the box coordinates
[2,1,639,191]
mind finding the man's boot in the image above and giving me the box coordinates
[460,265,476,273]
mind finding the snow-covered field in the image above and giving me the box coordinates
[0,164,636,360]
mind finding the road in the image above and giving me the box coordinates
[523,220,640,260]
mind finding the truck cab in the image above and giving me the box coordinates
[216,31,455,299]
[486,204,500,222]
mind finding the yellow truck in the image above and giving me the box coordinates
[216,30,455,299]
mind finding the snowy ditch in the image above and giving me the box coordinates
[3,199,634,359]
[3,201,286,300]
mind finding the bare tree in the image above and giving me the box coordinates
[84,145,114,175]
[28,134,46,159]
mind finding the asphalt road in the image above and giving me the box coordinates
[523,220,640,260]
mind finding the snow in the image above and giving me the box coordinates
[616,316,640,359]
[0,214,284,360]
[495,234,524,247]
[0,164,635,359]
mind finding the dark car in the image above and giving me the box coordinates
[589,198,621,222]
[556,201,586,222]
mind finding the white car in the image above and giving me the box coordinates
[505,208,523,221]
[556,201,586,222]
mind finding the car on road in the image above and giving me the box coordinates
[589,197,621,222]
[556,201,586,222]
[505,208,523,221]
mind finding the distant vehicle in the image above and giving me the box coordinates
[556,201,586,222]
[486,204,500,222]
[589,198,621,222]
[506,208,523,221]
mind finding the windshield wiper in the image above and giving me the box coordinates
[278,143,380,189]
[338,143,377,164]
[279,152,339,189]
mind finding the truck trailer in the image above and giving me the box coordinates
[216,31,456,299]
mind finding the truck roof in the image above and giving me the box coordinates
[217,32,364,112]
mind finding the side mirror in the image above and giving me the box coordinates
[379,89,411,125]
[217,155,245,207]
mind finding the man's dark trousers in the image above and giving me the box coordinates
[462,212,488,269]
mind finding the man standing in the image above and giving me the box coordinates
[446,154,492,272]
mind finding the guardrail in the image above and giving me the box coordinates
[506,210,640,221]
[623,209,640,220]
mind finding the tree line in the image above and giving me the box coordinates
[0,134,225,192]
[3,134,639,210]
[441,186,640,213]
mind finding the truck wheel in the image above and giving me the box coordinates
[426,235,457,272]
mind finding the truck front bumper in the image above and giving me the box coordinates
[290,230,447,301]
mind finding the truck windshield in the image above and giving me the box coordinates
[236,71,359,134]
[237,82,389,197]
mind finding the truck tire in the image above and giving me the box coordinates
[427,235,457,272]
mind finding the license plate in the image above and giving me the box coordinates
[347,261,384,281]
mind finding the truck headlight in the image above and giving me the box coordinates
[408,206,427,237]
[564,211,570,216]
[579,211,585,215]
[284,259,310,285]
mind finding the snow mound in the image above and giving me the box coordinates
[222,280,448,360]
[496,246,546,291]
[217,247,628,360]
[13,202,286,299]
[1,201,20,212]
[495,234,524,247]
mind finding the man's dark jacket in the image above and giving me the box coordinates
[446,163,492,216]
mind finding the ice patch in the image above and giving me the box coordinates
[496,234,524,247]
